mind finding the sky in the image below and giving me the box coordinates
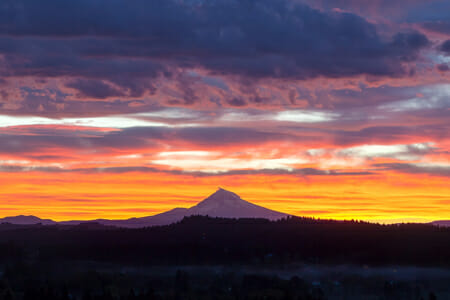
[0,0,449,223]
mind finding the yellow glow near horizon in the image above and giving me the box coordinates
[0,171,448,223]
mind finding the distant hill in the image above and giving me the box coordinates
[0,215,56,225]
[430,220,450,227]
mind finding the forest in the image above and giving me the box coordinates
[0,216,449,299]
[1,216,450,266]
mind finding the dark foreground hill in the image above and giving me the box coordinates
[1,215,450,267]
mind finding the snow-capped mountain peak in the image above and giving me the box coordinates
[194,188,245,208]
[187,188,287,220]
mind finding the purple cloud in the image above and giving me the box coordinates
[0,0,430,93]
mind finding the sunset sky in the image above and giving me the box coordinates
[0,0,449,223]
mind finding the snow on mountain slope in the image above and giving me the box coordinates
[108,188,287,227]
[187,188,287,220]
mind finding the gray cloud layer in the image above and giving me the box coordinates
[0,0,430,100]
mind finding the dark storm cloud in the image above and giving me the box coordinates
[0,125,293,155]
[375,163,450,177]
[422,21,450,35]
[1,121,446,157]
[331,125,449,146]
[406,1,450,21]
[410,1,450,35]
[0,0,430,96]
[210,168,373,177]
[329,85,418,108]
[0,37,166,85]
[88,167,373,177]
[66,79,126,99]
[119,126,293,146]
[5,86,157,117]
[0,130,152,154]
[0,164,373,177]
[300,0,435,19]
[0,165,63,173]
[227,98,247,107]
[439,40,450,54]
[437,64,449,72]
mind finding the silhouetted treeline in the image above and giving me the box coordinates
[0,263,445,300]
[0,216,449,267]
[0,267,330,300]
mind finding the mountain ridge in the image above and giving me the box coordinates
[430,220,450,227]
[1,188,288,228]
[2,189,448,228]
[0,215,56,225]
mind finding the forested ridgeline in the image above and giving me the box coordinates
[0,216,449,267]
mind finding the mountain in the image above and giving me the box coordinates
[430,220,450,227]
[2,190,446,229]
[61,188,288,228]
[187,188,287,219]
[0,215,56,225]
[59,207,190,228]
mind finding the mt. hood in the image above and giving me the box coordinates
[60,188,288,228]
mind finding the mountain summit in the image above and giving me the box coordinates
[104,188,288,227]
[188,188,287,220]
[198,188,242,206]
[2,189,288,228]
